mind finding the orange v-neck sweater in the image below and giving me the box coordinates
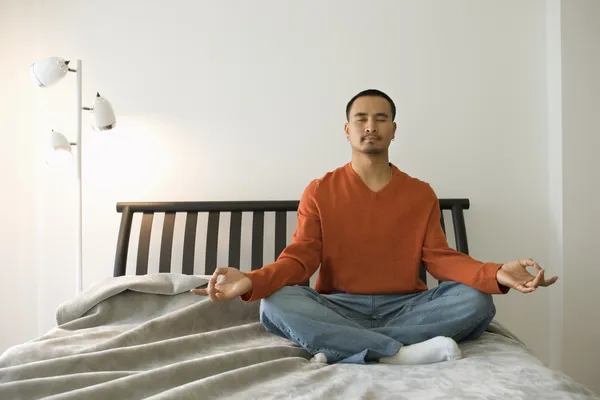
[241,163,507,302]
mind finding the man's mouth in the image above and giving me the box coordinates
[363,135,379,141]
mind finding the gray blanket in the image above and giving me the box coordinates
[0,273,597,400]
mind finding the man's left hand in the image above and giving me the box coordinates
[496,259,559,293]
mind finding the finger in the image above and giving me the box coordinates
[519,258,540,269]
[542,276,559,287]
[514,283,536,293]
[206,283,220,301]
[207,267,227,293]
[519,258,534,266]
[190,288,208,296]
[528,269,544,288]
[208,287,221,302]
[215,291,233,301]
[209,267,229,287]
[207,270,219,288]
[206,285,216,301]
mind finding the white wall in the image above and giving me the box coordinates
[0,0,39,352]
[560,0,600,393]
[2,0,576,383]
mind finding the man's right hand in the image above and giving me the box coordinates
[190,267,253,301]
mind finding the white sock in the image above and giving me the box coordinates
[379,336,462,365]
[310,353,328,364]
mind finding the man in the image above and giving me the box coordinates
[192,89,558,365]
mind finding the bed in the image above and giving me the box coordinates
[0,199,597,400]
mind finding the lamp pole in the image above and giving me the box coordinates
[65,58,83,294]
[76,59,83,294]
[68,59,84,294]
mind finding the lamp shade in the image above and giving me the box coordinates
[30,57,69,87]
[46,130,73,166]
[90,93,116,131]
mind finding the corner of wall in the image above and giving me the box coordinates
[544,0,564,371]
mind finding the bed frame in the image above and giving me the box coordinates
[113,199,471,285]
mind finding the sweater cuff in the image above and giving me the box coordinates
[239,270,269,302]
[483,263,510,294]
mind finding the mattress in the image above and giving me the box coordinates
[0,273,596,400]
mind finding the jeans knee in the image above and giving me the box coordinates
[454,284,496,320]
[260,286,314,320]
[259,286,318,340]
[473,290,496,319]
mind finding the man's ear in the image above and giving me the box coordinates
[344,123,350,141]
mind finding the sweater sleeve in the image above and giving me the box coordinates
[240,180,323,302]
[421,189,509,295]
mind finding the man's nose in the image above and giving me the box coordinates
[365,119,377,133]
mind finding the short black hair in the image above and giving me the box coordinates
[346,89,396,121]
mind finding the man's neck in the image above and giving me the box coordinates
[350,153,392,185]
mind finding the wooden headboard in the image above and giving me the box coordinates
[113,199,471,285]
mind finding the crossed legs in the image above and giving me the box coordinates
[259,282,495,364]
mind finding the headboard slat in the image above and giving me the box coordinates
[114,206,133,277]
[182,212,198,275]
[159,212,176,273]
[204,211,219,275]
[451,205,469,255]
[251,211,265,271]
[228,211,242,269]
[136,212,154,275]
[440,211,446,235]
[419,263,427,284]
[274,211,287,260]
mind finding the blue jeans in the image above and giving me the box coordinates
[259,281,496,364]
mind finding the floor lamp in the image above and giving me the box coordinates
[30,57,117,294]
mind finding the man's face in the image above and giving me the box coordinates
[344,96,396,155]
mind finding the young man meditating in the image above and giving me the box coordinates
[192,89,558,365]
